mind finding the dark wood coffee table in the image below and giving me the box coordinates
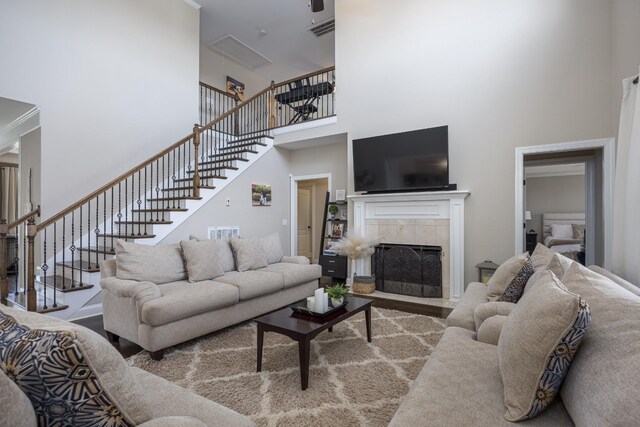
[255,295,373,390]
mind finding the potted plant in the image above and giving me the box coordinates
[328,204,339,219]
[326,283,350,306]
[333,229,379,294]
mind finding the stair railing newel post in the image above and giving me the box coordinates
[26,217,37,311]
[192,125,201,199]
[0,219,8,305]
[269,80,277,129]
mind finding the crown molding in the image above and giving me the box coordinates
[183,0,201,10]
[0,106,39,136]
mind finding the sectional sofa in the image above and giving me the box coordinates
[100,234,321,360]
[390,244,640,426]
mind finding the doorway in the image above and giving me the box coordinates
[515,138,615,268]
[291,174,331,263]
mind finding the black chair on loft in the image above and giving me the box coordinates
[275,77,335,125]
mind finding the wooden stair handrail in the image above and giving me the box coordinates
[7,206,40,231]
[37,66,335,231]
[199,81,241,102]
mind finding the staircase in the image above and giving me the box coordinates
[0,66,336,320]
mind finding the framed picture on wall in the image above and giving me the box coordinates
[331,223,344,238]
[226,76,245,101]
[252,184,271,206]
[336,189,346,201]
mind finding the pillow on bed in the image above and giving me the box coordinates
[551,224,573,239]
[572,224,585,240]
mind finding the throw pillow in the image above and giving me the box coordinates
[486,252,534,303]
[530,243,555,271]
[190,236,236,272]
[551,224,573,239]
[498,270,591,421]
[0,311,136,426]
[115,240,186,284]
[260,233,284,264]
[572,224,585,240]
[230,237,268,272]
[180,239,225,282]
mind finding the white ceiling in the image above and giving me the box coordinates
[198,0,335,83]
[0,96,35,129]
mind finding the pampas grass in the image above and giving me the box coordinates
[333,229,379,259]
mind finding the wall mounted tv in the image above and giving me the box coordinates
[353,125,449,193]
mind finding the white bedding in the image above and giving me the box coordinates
[544,236,582,248]
[549,243,581,254]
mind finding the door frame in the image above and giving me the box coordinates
[515,138,615,268]
[290,173,332,257]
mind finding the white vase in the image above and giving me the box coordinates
[331,297,344,307]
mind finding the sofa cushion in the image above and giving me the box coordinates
[116,240,186,284]
[0,305,151,425]
[230,237,268,272]
[259,262,322,288]
[214,271,284,300]
[260,233,284,264]
[141,281,240,326]
[588,265,640,296]
[446,282,488,331]
[477,315,508,346]
[560,263,640,426]
[473,301,516,331]
[389,327,573,426]
[487,252,533,302]
[180,239,225,282]
[498,270,591,421]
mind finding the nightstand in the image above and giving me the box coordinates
[526,232,538,255]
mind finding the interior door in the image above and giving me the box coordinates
[297,187,312,259]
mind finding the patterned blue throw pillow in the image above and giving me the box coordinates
[0,313,133,427]
[497,257,534,303]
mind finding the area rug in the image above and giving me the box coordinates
[128,307,446,427]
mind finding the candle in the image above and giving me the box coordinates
[314,288,325,312]
[307,296,315,310]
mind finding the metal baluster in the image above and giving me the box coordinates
[79,205,83,287]
[103,191,107,258]
[137,171,142,236]
[110,188,114,251]
[42,227,48,311]
[61,218,65,290]
[95,195,99,268]
[71,211,76,289]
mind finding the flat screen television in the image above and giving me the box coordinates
[353,125,449,193]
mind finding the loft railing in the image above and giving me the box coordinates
[0,66,335,312]
[199,81,239,126]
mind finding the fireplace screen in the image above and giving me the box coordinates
[372,244,442,298]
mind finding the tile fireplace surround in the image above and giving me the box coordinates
[349,191,470,300]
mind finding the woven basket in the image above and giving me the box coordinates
[352,274,375,294]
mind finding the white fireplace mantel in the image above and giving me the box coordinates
[348,190,470,300]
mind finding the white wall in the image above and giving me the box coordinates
[0,0,200,219]
[612,0,640,132]
[525,174,586,242]
[335,0,614,283]
[160,148,292,251]
[200,45,271,97]
[289,137,349,196]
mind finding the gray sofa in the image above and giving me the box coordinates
[390,247,640,426]
[0,304,255,427]
[100,243,321,360]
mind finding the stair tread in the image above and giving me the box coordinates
[36,275,94,293]
[78,246,116,254]
[227,133,273,144]
[199,157,247,166]
[131,208,189,212]
[7,292,69,314]
[115,220,173,225]
[221,141,267,150]
[55,260,101,273]
[161,185,215,192]
[174,175,226,183]
[209,149,257,158]
[147,196,202,201]
[97,234,156,239]
[188,166,238,173]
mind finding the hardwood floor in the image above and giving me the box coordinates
[72,315,144,358]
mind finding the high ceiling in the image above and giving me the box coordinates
[198,0,335,82]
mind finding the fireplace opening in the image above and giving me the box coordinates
[372,244,442,298]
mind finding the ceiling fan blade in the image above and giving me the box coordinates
[310,0,324,13]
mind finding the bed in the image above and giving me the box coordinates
[542,213,585,261]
